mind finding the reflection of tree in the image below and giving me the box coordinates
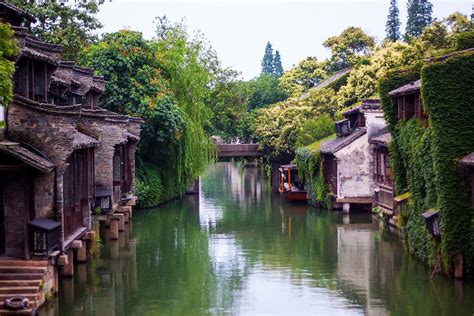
[203,163,341,291]
[129,199,218,315]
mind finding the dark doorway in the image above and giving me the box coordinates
[0,176,5,255]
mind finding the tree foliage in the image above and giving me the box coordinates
[386,0,401,42]
[278,57,327,97]
[0,22,18,109]
[79,18,215,206]
[261,41,274,76]
[405,0,433,40]
[251,88,337,158]
[246,74,288,111]
[323,27,375,72]
[9,0,103,60]
[273,50,284,78]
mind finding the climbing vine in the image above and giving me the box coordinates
[421,51,474,275]
[378,50,474,276]
[295,134,335,208]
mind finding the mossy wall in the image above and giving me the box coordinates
[378,52,474,277]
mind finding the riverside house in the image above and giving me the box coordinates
[0,1,142,313]
[318,99,386,212]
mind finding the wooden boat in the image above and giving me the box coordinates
[278,164,308,202]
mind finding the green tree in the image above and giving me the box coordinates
[0,22,18,112]
[207,67,251,141]
[79,18,215,205]
[9,0,103,60]
[295,115,334,148]
[405,0,433,40]
[278,57,327,96]
[273,50,284,78]
[386,0,401,41]
[78,30,185,158]
[323,27,375,72]
[247,75,288,111]
[261,41,274,75]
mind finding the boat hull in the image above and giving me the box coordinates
[280,190,308,202]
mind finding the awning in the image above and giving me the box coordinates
[0,142,54,173]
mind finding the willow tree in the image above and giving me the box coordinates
[79,26,214,205]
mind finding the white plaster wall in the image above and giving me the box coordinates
[365,110,387,193]
[365,111,386,140]
[335,133,371,198]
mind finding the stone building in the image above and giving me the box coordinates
[0,1,142,313]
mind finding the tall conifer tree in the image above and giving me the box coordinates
[386,0,401,41]
[261,42,274,75]
[273,50,284,78]
[405,0,433,39]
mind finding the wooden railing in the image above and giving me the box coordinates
[376,184,394,212]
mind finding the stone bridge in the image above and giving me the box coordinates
[216,143,263,158]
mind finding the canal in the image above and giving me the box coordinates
[45,162,474,315]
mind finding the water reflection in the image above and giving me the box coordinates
[49,162,474,316]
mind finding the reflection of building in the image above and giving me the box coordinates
[336,221,389,316]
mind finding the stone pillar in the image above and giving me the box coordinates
[62,250,74,277]
[105,214,112,227]
[110,216,119,240]
[77,245,87,263]
[343,203,350,214]
[115,213,125,232]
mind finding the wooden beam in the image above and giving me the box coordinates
[0,164,26,171]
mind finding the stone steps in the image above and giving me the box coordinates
[0,260,49,315]
[0,280,42,287]
[0,267,47,274]
[0,261,48,267]
[0,287,40,294]
[0,274,44,281]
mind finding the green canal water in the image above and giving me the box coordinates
[47,162,474,315]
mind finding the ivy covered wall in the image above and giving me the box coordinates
[379,51,474,277]
[421,51,474,276]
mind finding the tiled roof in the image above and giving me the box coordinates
[13,28,62,65]
[0,1,36,23]
[319,127,367,154]
[0,142,53,172]
[370,132,392,146]
[388,80,421,97]
[72,66,95,96]
[72,131,99,150]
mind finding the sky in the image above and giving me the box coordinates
[96,0,472,80]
